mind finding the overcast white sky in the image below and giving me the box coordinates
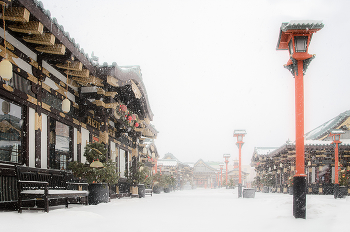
[40,0,350,165]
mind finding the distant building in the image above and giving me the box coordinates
[193,159,250,188]
[157,153,193,189]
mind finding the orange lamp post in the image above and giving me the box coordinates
[234,129,246,198]
[277,20,324,219]
[158,163,163,175]
[219,163,224,188]
[223,154,231,186]
[329,129,345,199]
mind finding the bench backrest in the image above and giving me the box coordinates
[17,166,68,190]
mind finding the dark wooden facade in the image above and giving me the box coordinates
[0,0,157,209]
[251,110,350,194]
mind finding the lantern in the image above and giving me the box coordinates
[0,4,13,81]
[62,98,70,113]
[90,159,104,168]
[0,58,12,81]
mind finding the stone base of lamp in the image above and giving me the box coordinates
[293,176,306,219]
[238,183,242,198]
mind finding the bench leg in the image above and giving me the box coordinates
[65,198,69,208]
[44,196,49,213]
[18,195,22,213]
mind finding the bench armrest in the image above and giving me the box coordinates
[66,182,88,186]
[18,180,49,186]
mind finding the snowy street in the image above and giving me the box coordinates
[1,188,349,232]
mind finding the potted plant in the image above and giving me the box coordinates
[126,161,149,197]
[338,168,348,198]
[68,142,119,204]
[151,173,163,194]
[163,175,176,193]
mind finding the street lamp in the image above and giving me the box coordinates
[329,129,345,199]
[215,171,219,188]
[277,20,324,219]
[234,129,246,198]
[158,163,163,175]
[223,154,231,186]
[219,163,224,188]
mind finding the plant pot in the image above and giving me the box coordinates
[88,183,109,205]
[153,185,161,194]
[262,186,269,193]
[338,186,348,198]
[130,186,139,198]
[138,184,145,198]
[243,188,255,198]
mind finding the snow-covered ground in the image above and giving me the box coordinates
[1,188,349,232]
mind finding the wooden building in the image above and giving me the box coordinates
[0,0,157,209]
[157,153,193,189]
[193,159,249,188]
[251,110,350,194]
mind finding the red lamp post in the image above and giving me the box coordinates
[329,129,345,199]
[223,154,231,186]
[234,129,246,198]
[219,163,224,188]
[277,20,324,219]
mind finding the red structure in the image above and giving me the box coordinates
[329,129,345,199]
[277,20,324,219]
[219,163,224,187]
[234,130,246,198]
[223,154,231,185]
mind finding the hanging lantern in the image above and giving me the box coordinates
[135,122,139,127]
[0,4,13,81]
[90,159,104,168]
[132,114,137,120]
[0,58,12,81]
[61,61,71,113]
[127,115,132,121]
[62,98,70,113]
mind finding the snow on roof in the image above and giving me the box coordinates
[183,162,194,168]
[254,147,279,156]
[305,110,350,140]
[157,160,177,167]
[234,130,246,135]
[281,20,324,31]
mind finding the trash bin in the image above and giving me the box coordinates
[243,188,255,198]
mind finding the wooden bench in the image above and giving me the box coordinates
[17,166,89,213]
[145,188,153,196]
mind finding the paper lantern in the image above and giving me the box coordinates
[0,59,12,81]
[62,98,70,113]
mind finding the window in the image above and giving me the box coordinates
[49,120,71,170]
[0,98,23,163]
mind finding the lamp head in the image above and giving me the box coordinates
[90,160,104,168]
[330,129,345,142]
[0,58,12,81]
[234,129,246,142]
